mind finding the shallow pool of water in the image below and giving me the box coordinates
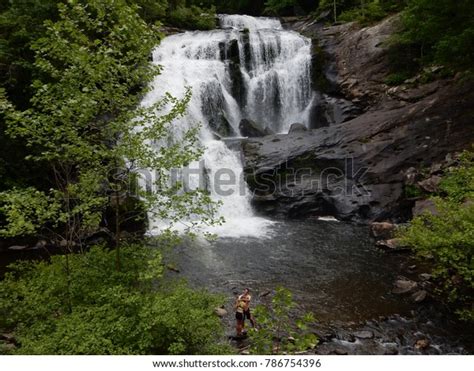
[169,219,413,322]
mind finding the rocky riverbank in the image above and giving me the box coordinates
[240,16,474,222]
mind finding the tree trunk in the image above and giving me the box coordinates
[114,190,122,272]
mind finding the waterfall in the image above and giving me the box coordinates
[142,15,314,238]
[219,15,314,132]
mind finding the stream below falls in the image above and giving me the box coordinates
[166,219,473,355]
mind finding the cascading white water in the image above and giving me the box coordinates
[219,15,314,132]
[142,15,314,238]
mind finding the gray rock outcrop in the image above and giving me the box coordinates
[241,16,474,221]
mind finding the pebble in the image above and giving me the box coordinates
[412,290,428,303]
[419,273,433,281]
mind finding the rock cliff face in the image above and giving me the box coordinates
[241,16,474,221]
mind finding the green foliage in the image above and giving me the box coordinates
[394,0,474,71]
[168,5,216,30]
[0,0,62,191]
[0,0,155,245]
[403,183,422,198]
[0,244,229,354]
[248,287,318,354]
[130,0,168,23]
[0,187,58,237]
[339,1,387,25]
[264,0,297,15]
[0,0,61,108]
[438,152,474,203]
[400,151,474,321]
[384,72,408,86]
[317,0,405,24]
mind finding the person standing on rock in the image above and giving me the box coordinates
[235,288,256,336]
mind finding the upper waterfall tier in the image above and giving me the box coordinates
[144,14,314,136]
[218,14,283,30]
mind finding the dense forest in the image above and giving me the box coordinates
[0,0,472,355]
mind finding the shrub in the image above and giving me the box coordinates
[384,72,409,86]
[131,0,168,24]
[248,287,318,354]
[400,151,474,321]
[0,244,231,354]
[339,1,389,26]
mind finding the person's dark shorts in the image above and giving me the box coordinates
[236,311,244,321]
[236,310,251,321]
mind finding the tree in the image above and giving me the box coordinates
[398,0,474,69]
[0,0,220,269]
[129,0,168,23]
[0,0,62,108]
[0,0,63,193]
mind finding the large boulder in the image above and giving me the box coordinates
[288,123,308,133]
[417,175,442,193]
[370,222,396,239]
[376,238,408,252]
[239,119,267,137]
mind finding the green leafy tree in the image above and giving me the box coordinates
[0,0,62,107]
[167,4,216,30]
[400,151,474,321]
[0,0,220,268]
[249,287,318,354]
[0,0,154,263]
